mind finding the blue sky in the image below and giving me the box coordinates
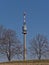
[0,0,49,61]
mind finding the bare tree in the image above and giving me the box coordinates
[0,27,22,61]
[29,34,49,60]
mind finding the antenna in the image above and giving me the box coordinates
[22,12,27,60]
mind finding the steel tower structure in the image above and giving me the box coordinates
[22,12,27,60]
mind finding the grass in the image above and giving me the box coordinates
[0,60,49,64]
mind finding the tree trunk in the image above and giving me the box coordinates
[7,55,11,61]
